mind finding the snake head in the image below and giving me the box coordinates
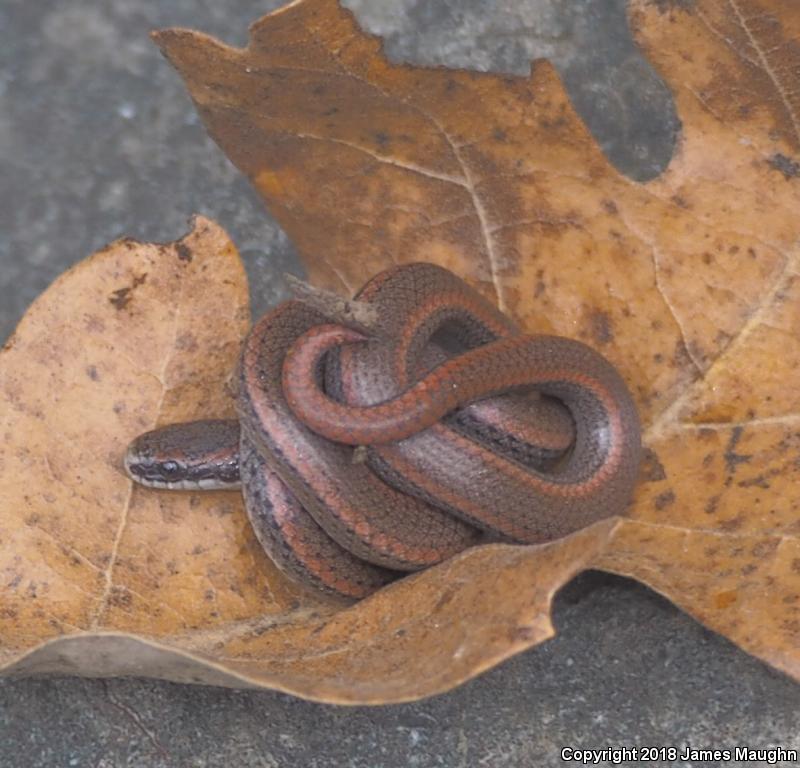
[123,419,241,490]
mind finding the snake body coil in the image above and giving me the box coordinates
[125,263,641,600]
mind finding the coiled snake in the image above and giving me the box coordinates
[124,263,641,600]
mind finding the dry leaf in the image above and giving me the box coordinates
[153,0,800,680]
[0,217,617,702]
[1,0,798,701]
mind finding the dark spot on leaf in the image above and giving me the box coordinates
[654,490,676,510]
[109,587,133,609]
[175,332,198,352]
[738,473,770,489]
[720,514,745,532]
[109,287,132,310]
[587,309,614,345]
[769,153,800,179]
[704,495,719,515]
[714,330,731,347]
[109,273,147,310]
[176,243,193,262]
[640,448,667,482]
[723,426,752,485]
[782,618,800,636]
[512,626,538,642]
[751,540,779,559]
[86,365,100,382]
[602,199,618,215]
[673,338,695,369]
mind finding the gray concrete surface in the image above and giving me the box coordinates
[1,1,798,766]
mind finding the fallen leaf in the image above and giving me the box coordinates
[153,0,800,682]
[0,216,618,702]
[1,0,798,701]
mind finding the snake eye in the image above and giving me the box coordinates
[161,460,180,477]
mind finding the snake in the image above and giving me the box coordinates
[124,263,641,601]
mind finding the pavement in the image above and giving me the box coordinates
[2,1,799,766]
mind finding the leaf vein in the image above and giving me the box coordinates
[729,0,800,146]
[90,272,185,629]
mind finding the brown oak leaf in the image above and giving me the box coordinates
[1,0,798,701]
